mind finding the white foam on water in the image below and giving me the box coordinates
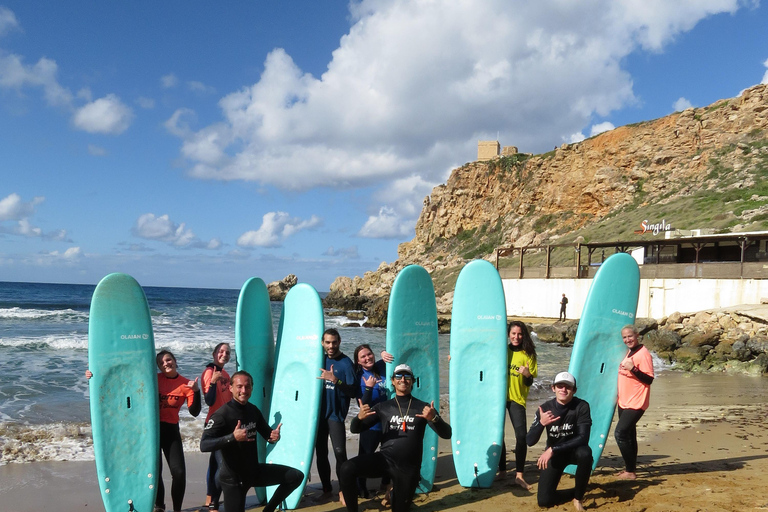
[0,334,88,350]
[0,422,94,465]
[0,307,89,322]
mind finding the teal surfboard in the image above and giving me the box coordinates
[565,252,640,474]
[88,273,159,512]
[235,277,275,503]
[265,283,324,509]
[449,260,507,488]
[386,264,440,493]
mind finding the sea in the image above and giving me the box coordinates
[0,280,661,466]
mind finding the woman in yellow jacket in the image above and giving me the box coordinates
[499,321,538,490]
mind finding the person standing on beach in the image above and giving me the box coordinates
[615,324,654,480]
[339,363,452,512]
[353,344,391,499]
[200,371,303,512]
[200,342,232,511]
[527,371,592,512]
[499,321,538,490]
[559,294,568,321]
[155,349,202,512]
[316,328,357,500]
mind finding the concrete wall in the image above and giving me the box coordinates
[502,277,768,319]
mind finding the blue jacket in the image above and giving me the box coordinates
[321,353,356,422]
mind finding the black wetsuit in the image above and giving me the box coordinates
[200,399,303,512]
[527,396,592,507]
[339,394,452,512]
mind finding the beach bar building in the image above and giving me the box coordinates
[496,231,768,319]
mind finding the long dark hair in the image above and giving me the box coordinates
[156,349,176,369]
[508,321,537,359]
[353,344,380,378]
[211,342,230,361]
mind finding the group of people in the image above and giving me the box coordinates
[86,322,654,512]
[499,322,654,511]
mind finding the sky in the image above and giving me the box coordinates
[1,0,768,291]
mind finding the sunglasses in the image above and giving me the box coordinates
[394,373,413,380]
[554,383,573,390]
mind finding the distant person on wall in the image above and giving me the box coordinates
[200,371,303,512]
[527,371,592,512]
[559,294,568,321]
[498,321,538,490]
[615,325,654,480]
[316,328,357,501]
[339,363,452,512]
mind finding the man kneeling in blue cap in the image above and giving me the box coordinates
[527,371,592,512]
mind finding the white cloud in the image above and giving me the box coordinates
[32,247,82,265]
[161,73,178,88]
[164,108,197,137]
[0,6,20,37]
[188,80,216,94]
[237,212,322,248]
[762,57,768,85]
[50,247,82,260]
[136,96,155,109]
[166,0,747,229]
[590,122,615,137]
[323,245,360,259]
[358,206,414,239]
[0,193,42,221]
[0,193,70,240]
[673,97,694,111]
[72,94,133,134]
[0,52,73,107]
[16,217,41,237]
[132,213,219,249]
[568,132,586,144]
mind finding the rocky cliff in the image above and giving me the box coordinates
[327,83,768,317]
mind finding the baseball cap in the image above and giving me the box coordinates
[553,371,576,388]
[393,363,414,376]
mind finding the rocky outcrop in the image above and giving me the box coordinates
[267,274,297,301]
[654,309,768,374]
[327,83,768,315]
[523,310,768,375]
[322,84,768,372]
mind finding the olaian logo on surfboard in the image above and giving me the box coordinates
[414,321,435,327]
[296,334,318,340]
[612,308,635,319]
[476,314,503,321]
[121,333,150,340]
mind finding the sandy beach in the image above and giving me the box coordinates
[3,370,768,512]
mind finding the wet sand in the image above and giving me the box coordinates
[3,371,768,511]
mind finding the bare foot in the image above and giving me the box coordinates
[514,473,531,491]
[339,491,346,506]
[616,470,637,480]
[573,498,586,511]
[381,485,392,509]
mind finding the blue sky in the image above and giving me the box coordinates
[1,0,767,291]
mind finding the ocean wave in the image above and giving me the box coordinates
[0,422,94,465]
[0,335,88,351]
[0,307,89,323]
